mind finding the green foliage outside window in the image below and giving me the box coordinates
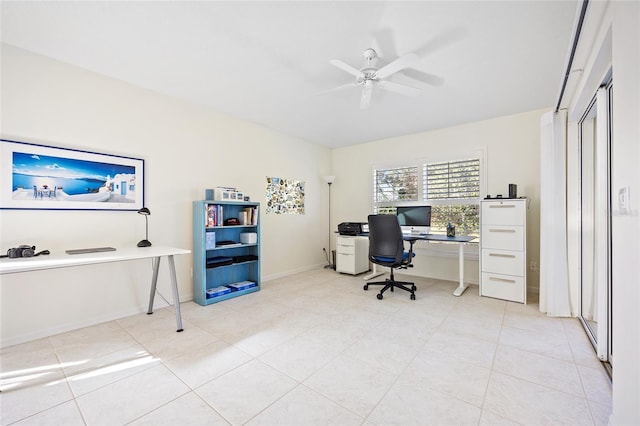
[430,204,479,237]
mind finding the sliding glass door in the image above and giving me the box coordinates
[579,82,612,365]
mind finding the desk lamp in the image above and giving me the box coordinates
[323,176,335,269]
[137,207,152,247]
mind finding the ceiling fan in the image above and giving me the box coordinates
[320,48,421,109]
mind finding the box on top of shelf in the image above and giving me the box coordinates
[205,187,245,202]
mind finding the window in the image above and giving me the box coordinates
[425,159,480,236]
[372,156,482,237]
[373,166,418,203]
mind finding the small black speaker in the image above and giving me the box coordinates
[509,184,517,198]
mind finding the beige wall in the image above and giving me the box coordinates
[331,108,544,290]
[0,44,332,346]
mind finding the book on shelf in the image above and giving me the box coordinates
[251,205,259,225]
[205,204,224,227]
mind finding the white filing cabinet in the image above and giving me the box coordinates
[480,199,527,303]
[336,235,370,275]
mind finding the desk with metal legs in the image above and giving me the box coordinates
[0,246,191,332]
[362,234,477,297]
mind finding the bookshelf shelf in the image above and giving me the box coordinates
[193,200,261,306]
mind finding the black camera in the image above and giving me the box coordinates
[7,245,36,258]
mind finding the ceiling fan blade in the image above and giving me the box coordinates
[317,82,359,96]
[375,53,418,79]
[378,80,420,97]
[360,81,373,109]
[329,59,364,78]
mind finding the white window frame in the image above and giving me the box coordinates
[370,149,486,259]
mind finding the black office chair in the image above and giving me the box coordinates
[364,214,417,300]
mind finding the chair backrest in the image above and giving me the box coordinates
[368,214,405,266]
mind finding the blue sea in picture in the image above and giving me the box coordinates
[11,150,136,201]
[12,173,105,195]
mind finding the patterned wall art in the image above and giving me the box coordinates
[265,176,305,214]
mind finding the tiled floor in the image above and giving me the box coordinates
[1,269,612,425]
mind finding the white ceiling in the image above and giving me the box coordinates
[1,1,578,148]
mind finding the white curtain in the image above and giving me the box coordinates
[539,110,571,316]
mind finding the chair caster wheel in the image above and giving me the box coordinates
[363,284,369,291]
[377,293,383,300]
[410,294,416,300]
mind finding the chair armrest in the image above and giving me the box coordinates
[404,239,416,266]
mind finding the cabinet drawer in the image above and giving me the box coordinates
[482,225,524,250]
[336,253,355,274]
[336,237,356,247]
[482,249,524,276]
[481,272,525,303]
[337,244,355,255]
[482,200,525,225]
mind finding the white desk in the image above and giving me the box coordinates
[0,246,190,332]
[362,234,477,297]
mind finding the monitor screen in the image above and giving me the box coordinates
[396,205,431,234]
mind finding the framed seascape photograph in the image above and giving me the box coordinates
[0,139,144,211]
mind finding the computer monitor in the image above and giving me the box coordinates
[396,205,431,234]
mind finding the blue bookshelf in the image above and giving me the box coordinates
[192,200,260,306]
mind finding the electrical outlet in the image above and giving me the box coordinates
[529,261,537,271]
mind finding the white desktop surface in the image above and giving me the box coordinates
[0,246,190,274]
[0,245,191,333]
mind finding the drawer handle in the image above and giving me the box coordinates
[489,253,516,258]
[489,276,516,284]
[489,205,516,208]
[489,229,516,233]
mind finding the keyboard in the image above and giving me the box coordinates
[65,247,116,255]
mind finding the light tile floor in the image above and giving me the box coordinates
[0,269,612,425]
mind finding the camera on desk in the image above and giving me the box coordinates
[7,245,36,258]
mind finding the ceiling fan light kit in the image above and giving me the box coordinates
[322,48,421,109]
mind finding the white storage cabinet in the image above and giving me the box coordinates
[336,235,370,275]
[480,199,527,303]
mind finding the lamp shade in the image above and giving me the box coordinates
[138,207,151,215]
[324,175,335,184]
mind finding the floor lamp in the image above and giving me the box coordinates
[323,175,335,269]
